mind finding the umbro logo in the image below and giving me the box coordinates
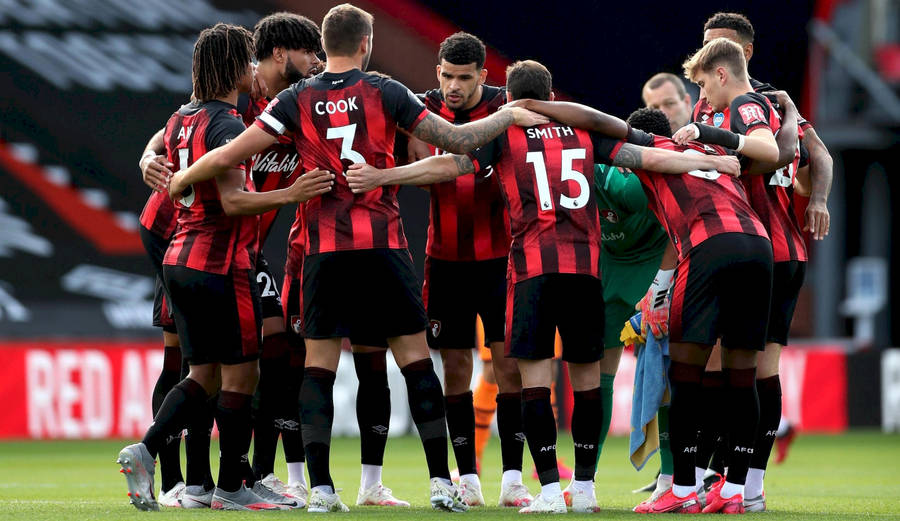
[515,432,527,443]
[371,425,389,435]
[275,419,300,431]
[452,437,469,447]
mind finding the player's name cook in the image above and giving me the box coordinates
[315,96,360,115]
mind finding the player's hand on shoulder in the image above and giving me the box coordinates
[672,124,699,145]
[502,99,529,110]
[509,107,549,127]
[762,90,794,111]
[289,168,334,202]
[140,153,173,192]
[714,155,741,177]
[346,163,382,194]
[251,63,268,101]
[407,135,431,163]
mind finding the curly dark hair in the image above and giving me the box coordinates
[506,60,552,101]
[254,12,321,61]
[703,12,754,43]
[192,23,254,102]
[438,32,486,69]
[626,108,672,138]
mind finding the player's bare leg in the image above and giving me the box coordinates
[388,332,466,512]
[490,341,532,507]
[350,343,409,507]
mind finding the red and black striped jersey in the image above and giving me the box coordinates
[468,122,620,284]
[162,100,259,274]
[696,92,807,262]
[139,189,177,240]
[421,85,511,261]
[239,96,302,247]
[284,206,305,278]
[256,68,429,255]
[632,134,769,262]
[692,77,812,131]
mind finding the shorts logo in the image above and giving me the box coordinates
[600,209,619,223]
[430,320,441,338]
[290,315,302,335]
[713,112,725,127]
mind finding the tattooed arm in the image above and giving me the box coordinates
[611,143,742,176]
[410,108,547,154]
[346,154,475,193]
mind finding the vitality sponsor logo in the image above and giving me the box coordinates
[250,150,300,177]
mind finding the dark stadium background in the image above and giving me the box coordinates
[0,0,898,437]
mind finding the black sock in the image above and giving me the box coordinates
[724,368,759,485]
[143,378,208,458]
[185,394,216,489]
[281,340,305,464]
[668,362,704,488]
[709,438,728,475]
[496,392,525,473]
[750,375,781,471]
[401,359,450,480]
[153,345,184,491]
[572,386,603,481]
[445,391,477,476]
[696,370,724,471]
[301,367,336,490]
[252,333,290,480]
[215,391,254,492]
[353,351,390,466]
[522,387,558,486]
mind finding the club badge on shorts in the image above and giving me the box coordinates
[429,320,441,338]
[290,315,302,335]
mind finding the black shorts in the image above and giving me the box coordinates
[282,270,388,348]
[767,261,807,345]
[669,233,774,351]
[255,253,283,320]
[506,274,605,364]
[302,249,428,340]
[163,265,262,365]
[140,226,176,333]
[424,256,507,350]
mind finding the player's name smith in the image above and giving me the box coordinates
[526,125,575,140]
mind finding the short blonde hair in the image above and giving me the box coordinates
[682,37,747,83]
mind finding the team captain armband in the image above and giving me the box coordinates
[695,123,742,151]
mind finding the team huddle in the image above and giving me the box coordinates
[119,3,833,515]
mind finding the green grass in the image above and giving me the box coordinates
[1,432,898,519]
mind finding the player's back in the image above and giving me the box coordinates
[480,121,601,283]
[257,68,429,255]
[634,136,767,261]
[163,100,259,274]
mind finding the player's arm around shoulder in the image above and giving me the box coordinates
[612,143,741,177]
[346,154,475,194]
[410,109,547,154]
[217,167,334,215]
[169,125,277,200]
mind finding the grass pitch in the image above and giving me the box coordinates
[0,431,898,520]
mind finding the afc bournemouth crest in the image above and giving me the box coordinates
[713,112,725,127]
[600,209,619,223]
[429,320,441,338]
[290,315,302,335]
